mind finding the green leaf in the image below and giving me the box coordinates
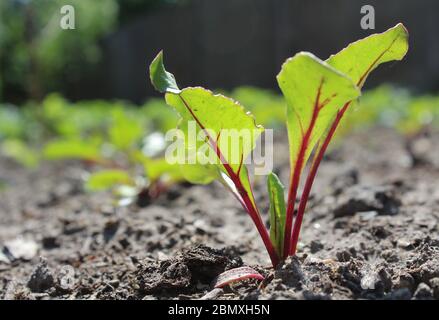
[327,23,409,88]
[1,139,39,168]
[179,161,219,185]
[43,139,102,161]
[0,107,26,139]
[277,52,360,174]
[108,108,144,150]
[165,88,263,166]
[141,156,185,183]
[267,172,287,257]
[149,51,180,94]
[149,52,278,266]
[165,88,263,204]
[86,170,134,191]
[149,52,264,205]
[314,24,409,157]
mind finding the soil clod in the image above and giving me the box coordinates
[27,257,55,293]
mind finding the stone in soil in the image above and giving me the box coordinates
[136,244,243,294]
[27,257,55,293]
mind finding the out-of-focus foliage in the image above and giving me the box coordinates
[0,0,118,100]
[108,108,144,151]
[43,139,103,161]
[141,99,180,132]
[1,139,39,168]
[85,169,134,191]
[0,0,184,101]
[1,86,439,157]
[230,85,439,141]
[0,85,438,198]
[0,92,184,201]
[230,87,286,129]
[340,85,439,138]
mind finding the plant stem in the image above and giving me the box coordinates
[224,164,280,267]
[179,95,280,267]
[289,102,350,255]
[284,81,323,259]
[288,50,384,255]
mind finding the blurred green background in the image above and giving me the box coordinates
[1,0,439,202]
[0,0,187,102]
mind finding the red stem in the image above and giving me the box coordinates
[286,35,399,256]
[283,80,323,258]
[289,102,350,255]
[178,95,280,267]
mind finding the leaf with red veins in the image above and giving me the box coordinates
[327,23,408,89]
[277,52,360,257]
[150,51,280,267]
[288,24,409,256]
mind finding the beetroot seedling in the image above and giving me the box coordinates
[213,266,264,289]
[283,24,409,257]
[150,24,408,268]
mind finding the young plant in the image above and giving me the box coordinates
[283,24,408,257]
[150,24,409,267]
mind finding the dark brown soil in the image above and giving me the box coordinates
[1,128,439,300]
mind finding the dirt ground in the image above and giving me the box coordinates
[1,127,439,300]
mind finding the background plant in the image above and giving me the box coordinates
[0,0,186,102]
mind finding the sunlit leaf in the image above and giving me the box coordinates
[151,51,263,205]
[179,160,219,185]
[327,23,409,88]
[86,169,134,191]
[43,139,102,161]
[149,51,180,94]
[277,52,360,176]
[285,24,409,258]
[141,156,185,183]
[165,88,263,203]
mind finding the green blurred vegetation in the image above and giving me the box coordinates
[0,0,187,102]
[3,1,432,204]
[231,85,439,140]
[0,85,438,201]
[0,0,117,100]
[339,85,439,137]
[0,93,184,204]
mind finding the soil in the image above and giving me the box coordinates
[1,127,439,300]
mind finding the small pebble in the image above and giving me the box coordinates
[397,239,412,249]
